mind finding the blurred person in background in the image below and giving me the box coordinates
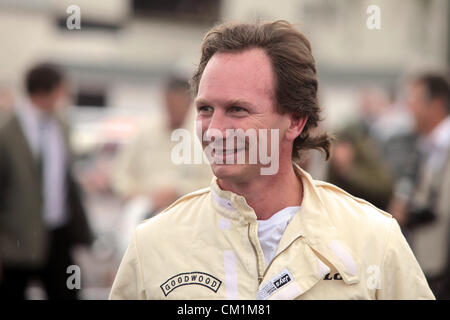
[112,76,211,216]
[327,88,394,210]
[327,128,393,210]
[390,73,450,299]
[0,63,93,299]
[358,86,414,150]
[366,86,420,200]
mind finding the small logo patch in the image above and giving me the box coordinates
[274,273,291,289]
[257,268,293,300]
[160,272,222,296]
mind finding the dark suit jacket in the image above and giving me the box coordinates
[0,112,93,268]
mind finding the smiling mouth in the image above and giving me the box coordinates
[212,148,245,157]
[213,148,245,156]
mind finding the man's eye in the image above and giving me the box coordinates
[229,106,247,113]
[198,106,213,113]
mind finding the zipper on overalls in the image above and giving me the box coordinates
[247,222,265,283]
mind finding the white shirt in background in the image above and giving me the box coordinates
[419,115,450,172]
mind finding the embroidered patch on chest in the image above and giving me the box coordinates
[160,272,222,296]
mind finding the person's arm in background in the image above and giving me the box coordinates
[385,133,421,227]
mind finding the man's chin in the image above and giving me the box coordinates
[211,163,245,181]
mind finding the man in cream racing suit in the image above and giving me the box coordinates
[109,21,434,300]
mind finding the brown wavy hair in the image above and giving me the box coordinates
[191,20,331,162]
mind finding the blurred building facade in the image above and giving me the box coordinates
[0,1,448,136]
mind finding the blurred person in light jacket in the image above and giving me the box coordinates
[112,76,212,215]
[0,63,93,299]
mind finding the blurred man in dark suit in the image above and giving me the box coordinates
[0,63,93,299]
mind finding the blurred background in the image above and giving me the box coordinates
[0,0,449,299]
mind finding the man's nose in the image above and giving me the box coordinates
[205,111,232,140]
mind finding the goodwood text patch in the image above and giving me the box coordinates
[160,272,222,296]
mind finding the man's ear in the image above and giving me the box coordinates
[285,113,308,142]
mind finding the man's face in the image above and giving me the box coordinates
[33,83,69,113]
[407,82,433,135]
[195,48,292,183]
